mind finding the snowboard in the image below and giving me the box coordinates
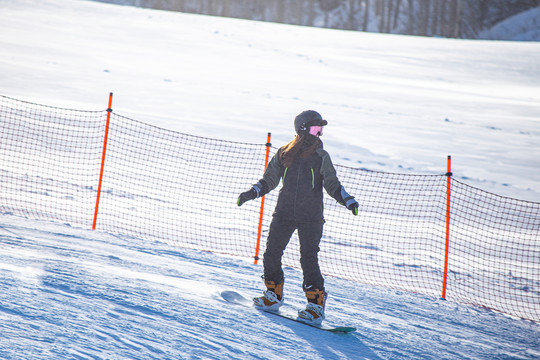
[220,290,356,333]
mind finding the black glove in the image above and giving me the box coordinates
[347,201,359,216]
[339,186,359,216]
[237,188,257,206]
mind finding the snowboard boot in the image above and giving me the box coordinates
[298,288,327,323]
[253,280,284,311]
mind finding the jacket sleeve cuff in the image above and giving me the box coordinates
[253,180,269,197]
[334,186,355,206]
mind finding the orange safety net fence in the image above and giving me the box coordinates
[1,94,538,322]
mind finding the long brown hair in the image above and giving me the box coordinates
[280,134,320,168]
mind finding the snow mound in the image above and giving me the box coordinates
[479,6,540,41]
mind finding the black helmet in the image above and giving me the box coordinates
[294,110,328,135]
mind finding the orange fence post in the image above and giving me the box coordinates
[441,155,452,299]
[92,92,113,230]
[254,132,272,264]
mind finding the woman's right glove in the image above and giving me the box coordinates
[237,183,262,206]
[237,189,257,206]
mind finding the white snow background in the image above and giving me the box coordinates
[0,0,539,359]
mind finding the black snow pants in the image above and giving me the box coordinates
[263,219,325,291]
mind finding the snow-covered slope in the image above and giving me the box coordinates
[1,215,539,359]
[0,1,539,358]
[1,0,539,202]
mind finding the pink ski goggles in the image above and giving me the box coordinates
[309,125,324,137]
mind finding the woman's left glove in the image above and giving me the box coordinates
[347,200,359,216]
[340,186,358,215]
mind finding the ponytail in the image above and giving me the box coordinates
[280,135,320,168]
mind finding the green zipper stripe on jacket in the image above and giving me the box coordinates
[311,168,315,189]
[282,168,288,183]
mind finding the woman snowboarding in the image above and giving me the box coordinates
[237,110,359,322]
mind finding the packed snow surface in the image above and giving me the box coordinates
[0,215,539,359]
[0,0,539,359]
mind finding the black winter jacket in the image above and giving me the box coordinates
[256,141,345,223]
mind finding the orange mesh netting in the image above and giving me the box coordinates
[1,94,538,321]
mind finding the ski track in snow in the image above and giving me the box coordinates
[0,216,538,359]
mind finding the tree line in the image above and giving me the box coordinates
[97,0,540,39]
